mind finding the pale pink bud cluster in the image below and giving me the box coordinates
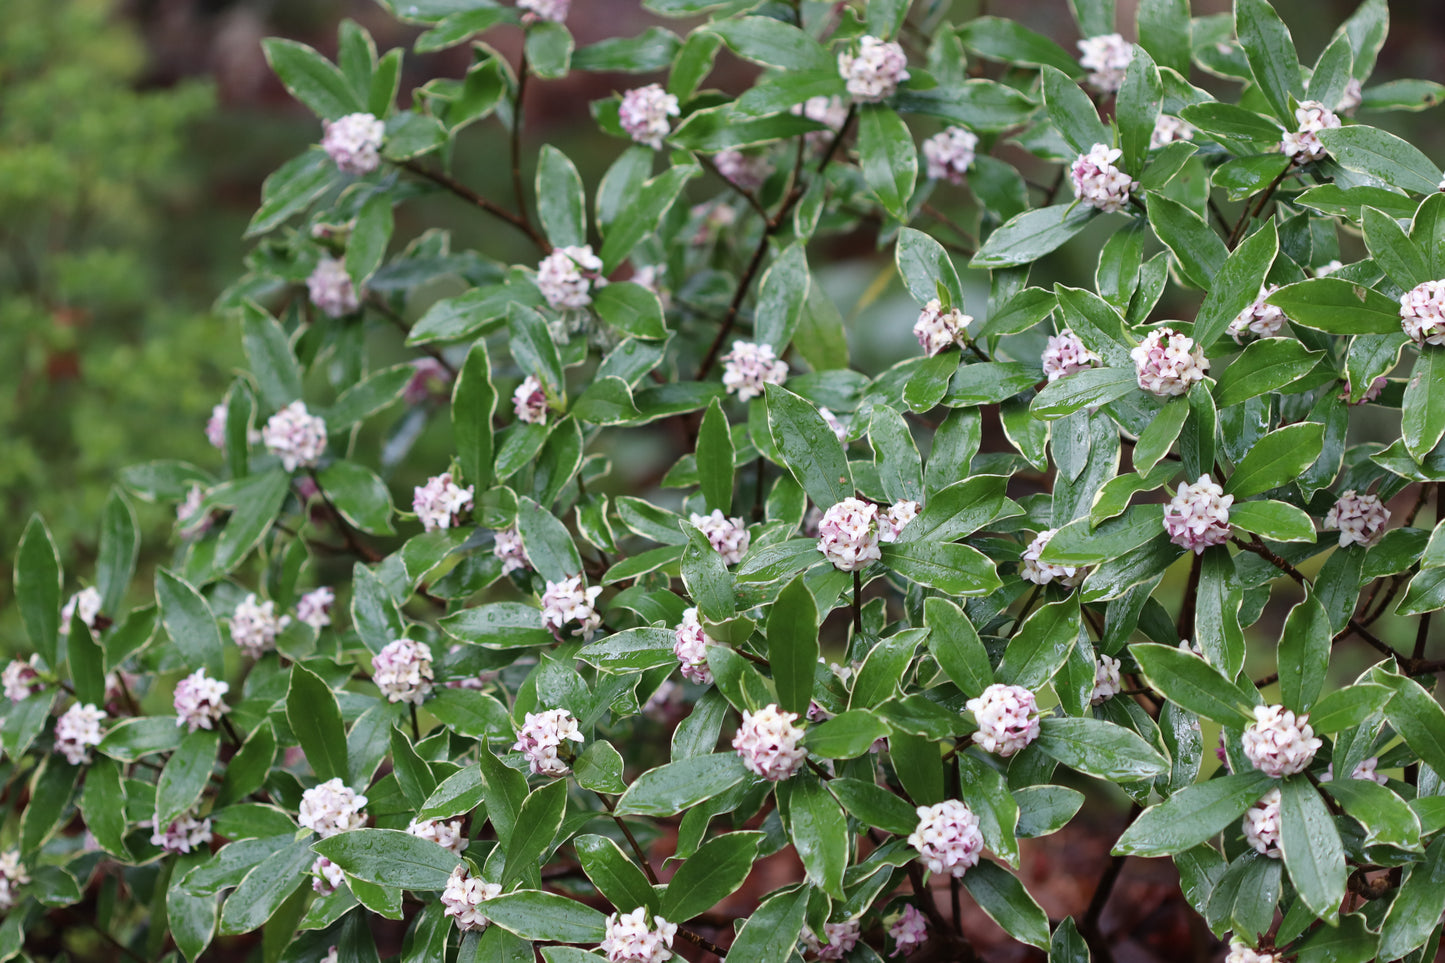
[413,472,474,532]
[791,96,848,151]
[513,375,550,424]
[619,84,680,149]
[923,127,978,185]
[1131,327,1209,397]
[838,36,909,103]
[1338,78,1363,113]
[312,856,346,895]
[713,149,772,191]
[321,112,385,175]
[404,358,452,405]
[0,852,29,911]
[263,401,328,471]
[494,526,531,575]
[307,256,361,318]
[721,340,788,401]
[60,587,102,636]
[1163,475,1233,554]
[642,680,679,720]
[601,907,678,963]
[541,576,604,640]
[1323,490,1390,547]
[296,586,335,631]
[1070,143,1138,213]
[3,657,43,702]
[1321,756,1387,784]
[1041,329,1100,382]
[817,497,883,571]
[1077,33,1134,93]
[1280,100,1342,164]
[55,703,107,765]
[1226,941,1278,963]
[1020,529,1087,587]
[818,407,848,443]
[673,608,715,685]
[966,684,1041,757]
[176,484,212,538]
[1242,705,1322,777]
[908,799,984,877]
[513,707,585,776]
[1091,654,1122,705]
[1341,376,1386,405]
[888,904,928,957]
[1399,278,1445,346]
[229,593,292,657]
[690,510,750,565]
[206,402,228,448]
[406,817,466,854]
[913,299,972,356]
[151,811,213,855]
[442,865,502,932]
[173,668,230,732]
[298,778,368,838]
[1242,787,1281,857]
[1150,114,1196,149]
[372,639,435,705]
[1227,285,1286,342]
[537,244,604,310]
[881,500,920,543]
[732,703,807,781]
[518,0,569,23]
[805,919,862,961]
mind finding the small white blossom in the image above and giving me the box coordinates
[312,855,346,895]
[690,510,750,565]
[791,95,849,151]
[1316,259,1346,277]
[541,576,604,640]
[206,402,228,448]
[512,375,550,425]
[1242,704,1322,778]
[908,799,984,877]
[2,657,42,703]
[406,817,467,855]
[298,778,368,838]
[494,525,531,575]
[442,865,502,932]
[173,668,230,733]
[1071,143,1139,214]
[151,811,213,855]
[513,707,585,776]
[1226,940,1278,963]
[321,112,385,175]
[1399,278,1445,346]
[59,587,102,636]
[229,594,292,658]
[296,587,335,631]
[518,0,568,23]
[1077,33,1134,93]
[1227,285,1286,342]
[372,639,435,705]
[713,149,772,191]
[618,84,680,149]
[805,919,862,962]
[307,256,361,318]
[55,703,107,765]
[1323,490,1390,547]
[888,904,928,957]
[673,608,715,686]
[817,497,882,572]
[602,907,678,963]
[1091,654,1122,705]
[1041,329,1100,382]
[1131,327,1209,397]
[1163,475,1233,554]
[537,244,604,311]
[413,472,474,532]
[732,703,807,781]
[881,500,920,543]
[0,852,30,912]
[1242,787,1282,857]
[923,127,978,185]
[721,340,788,401]
[1020,529,1087,587]
[838,36,909,103]
[1150,114,1196,149]
[262,401,328,471]
[1321,756,1387,785]
[966,684,1041,757]
[1280,100,1342,164]
[913,299,972,357]
[818,407,848,444]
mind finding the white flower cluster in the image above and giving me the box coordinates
[60,586,102,636]
[791,95,848,151]
[619,84,680,149]
[442,865,502,932]
[206,402,228,448]
[1323,490,1390,547]
[689,510,750,565]
[312,856,346,895]
[1242,787,1281,857]
[321,112,385,175]
[721,340,788,400]
[1321,756,1386,784]
[518,0,568,23]
[494,525,531,575]
[1226,941,1278,963]
[307,256,360,318]
[1131,327,1209,397]
[538,244,604,311]
[541,576,604,640]
[1019,529,1087,588]
[1316,259,1346,278]
[413,472,474,532]
[713,149,772,191]
[1070,143,1138,213]
[673,607,715,685]
[229,593,292,657]
[513,375,550,424]
[1399,278,1445,346]
[0,852,28,912]
[817,497,882,571]
[1077,33,1134,93]
[263,401,328,471]
[913,299,972,356]
[3,657,42,702]
[838,36,910,103]
[1227,285,1286,342]
[55,703,107,765]
[601,907,678,963]
[1242,705,1322,778]
[888,904,928,957]
[1091,654,1122,705]
[805,919,862,961]
[1279,100,1342,164]
[1150,114,1195,149]
[173,668,229,732]
[1163,475,1234,554]
[513,707,585,776]
[296,586,335,631]
[965,684,1041,757]
[298,778,368,838]
[1041,329,1100,382]
[908,799,984,877]
[151,812,213,855]
[881,500,919,543]
[922,127,978,185]
[732,703,807,781]
[372,639,435,705]
[406,817,466,855]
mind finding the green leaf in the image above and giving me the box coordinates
[1234,0,1302,122]
[593,283,666,341]
[1117,47,1162,174]
[474,890,608,943]
[777,773,847,898]
[962,861,1049,949]
[247,150,336,236]
[351,562,405,653]
[441,602,553,649]
[507,302,564,394]
[1131,642,1255,725]
[1382,674,1445,779]
[1400,566,1445,616]
[1324,778,1420,851]
[428,689,512,740]
[706,17,830,71]
[1035,716,1169,780]
[347,193,394,288]
[996,599,1078,691]
[79,756,129,858]
[261,38,364,119]
[168,852,217,962]
[314,829,462,890]
[598,165,697,273]
[1041,66,1109,156]
[858,105,916,220]
[696,400,734,514]
[327,364,414,429]
[535,146,587,249]
[96,489,138,615]
[1114,772,1277,857]
[767,574,819,717]
[1213,338,1324,408]
[971,205,1097,269]
[957,18,1080,74]
[1030,368,1138,419]
[454,342,496,490]
[1278,776,1346,919]
[575,835,657,915]
[765,384,851,509]
[1363,205,1430,290]
[896,227,964,312]
[803,710,890,759]
[479,745,529,842]
[1132,396,1189,473]
[1378,835,1445,961]
[1317,125,1443,194]
[1137,0,1191,74]
[286,662,349,782]
[1404,347,1445,460]
[525,20,574,78]
[517,496,584,583]
[1277,592,1329,713]
[1228,500,1317,543]
[753,243,810,352]
[682,524,735,623]
[880,540,1001,596]
[1225,422,1325,497]
[157,729,220,827]
[661,832,760,923]
[218,839,314,934]
[503,780,568,888]
[924,597,992,698]
[155,569,223,677]
[16,514,62,670]
[615,753,751,816]
[1148,192,1227,288]
[318,461,395,535]
[724,887,808,963]
[1266,277,1403,335]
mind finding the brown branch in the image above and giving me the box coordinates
[398,159,549,251]
[366,293,456,375]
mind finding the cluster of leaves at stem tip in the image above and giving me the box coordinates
[12,0,1445,961]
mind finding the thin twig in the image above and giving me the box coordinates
[366,293,456,375]
[398,160,549,251]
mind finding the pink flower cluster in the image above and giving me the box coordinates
[518,0,568,22]
[1399,278,1445,346]
[513,375,550,424]
[513,707,585,776]
[229,593,292,657]
[881,500,919,542]
[173,668,229,732]
[1041,330,1100,383]
[805,919,862,961]
[537,244,604,310]
[908,799,984,877]
[1019,529,1087,588]
[296,586,335,631]
[206,402,228,448]
[494,525,531,575]
[1077,33,1133,93]
[55,703,107,765]
[60,587,102,636]
[1150,114,1195,148]
[372,639,435,705]
[313,856,346,895]
[406,817,466,854]
[262,401,328,471]
[1242,787,1281,857]
[1227,285,1286,342]
[791,96,848,151]
[151,811,213,855]
[541,576,604,640]
[1070,144,1138,214]
[601,907,678,963]
[965,684,1041,757]
[913,299,972,356]
[321,112,385,175]
[673,607,715,685]
[1227,941,1278,963]
[298,778,368,838]
[1323,490,1390,547]
[442,865,502,932]
[732,703,807,781]
[176,485,211,538]
[307,256,360,318]
[1341,376,1387,405]
[689,510,750,565]
[0,852,29,912]
[1321,756,1386,784]
[817,497,882,571]
[922,127,978,185]
[3,657,42,702]
[838,36,909,102]
[1242,705,1322,777]
[619,84,680,149]
[888,904,928,957]
[413,472,474,532]
[1131,326,1208,397]
[1163,475,1233,554]
[1091,654,1122,705]
[721,340,788,400]
[1279,100,1341,164]
[713,149,772,191]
